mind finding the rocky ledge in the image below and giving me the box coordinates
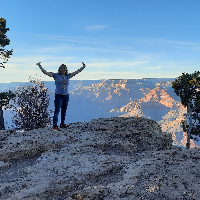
[0,117,199,200]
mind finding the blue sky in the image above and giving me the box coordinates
[1,0,200,82]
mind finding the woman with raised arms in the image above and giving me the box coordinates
[36,62,86,130]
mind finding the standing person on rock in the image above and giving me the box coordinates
[36,62,86,130]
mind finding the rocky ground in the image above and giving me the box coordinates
[0,117,199,200]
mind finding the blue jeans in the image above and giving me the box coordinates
[53,94,69,126]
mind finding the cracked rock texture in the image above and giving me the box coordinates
[0,117,199,200]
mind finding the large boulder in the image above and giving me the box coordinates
[0,117,172,162]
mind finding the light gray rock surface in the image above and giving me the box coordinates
[0,117,199,199]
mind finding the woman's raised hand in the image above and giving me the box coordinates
[36,62,41,67]
[82,62,86,67]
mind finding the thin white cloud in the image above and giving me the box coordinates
[35,45,70,53]
[15,44,140,56]
[86,25,108,31]
[159,39,198,46]
[84,61,149,69]
[148,66,162,69]
[76,71,136,80]
[124,37,200,47]
[12,33,84,44]
[16,33,199,47]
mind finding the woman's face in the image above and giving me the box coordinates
[60,66,67,75]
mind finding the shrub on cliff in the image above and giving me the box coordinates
[9,76,52,130]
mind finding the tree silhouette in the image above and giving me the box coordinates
[172,71,200,149]
[0,17,13,68]
[0,90,15,130]
[0,17,14,129]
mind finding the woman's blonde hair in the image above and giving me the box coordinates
[58,64,68,75]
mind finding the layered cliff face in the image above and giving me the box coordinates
[70,79,200,147]
[0,117,200,199]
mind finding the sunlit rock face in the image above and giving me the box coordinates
[69,79,200,148]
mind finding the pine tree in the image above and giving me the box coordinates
[172,71,200,149]
[0,18,14,129]
[0,17,13,68]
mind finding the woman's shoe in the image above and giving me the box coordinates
[60,124,68,128]
[53,125,60,131]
